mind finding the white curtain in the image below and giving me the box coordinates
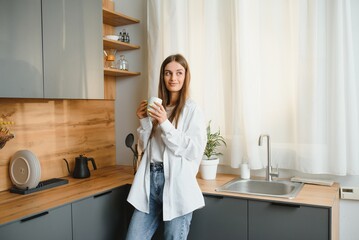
[147,0,359,175]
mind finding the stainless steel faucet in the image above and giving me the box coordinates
[258,134,279,181]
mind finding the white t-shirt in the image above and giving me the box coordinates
[150,106,174,163]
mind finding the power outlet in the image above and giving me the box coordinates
[340,187,359,200]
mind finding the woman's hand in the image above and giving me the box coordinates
[148,102,167,124]
[136,100,148,119]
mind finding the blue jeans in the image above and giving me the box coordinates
[126,163,193,240]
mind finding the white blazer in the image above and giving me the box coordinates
[127,99,207,221]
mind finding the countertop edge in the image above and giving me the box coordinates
[0,165,340,226]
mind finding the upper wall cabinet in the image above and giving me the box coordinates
[0,0,43,98]
[0,0,104,99]
[43,0,104,99]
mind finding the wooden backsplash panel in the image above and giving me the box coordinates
[0,99,115,192]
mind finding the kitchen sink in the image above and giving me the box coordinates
[215,178,304,199]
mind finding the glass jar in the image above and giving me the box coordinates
[117,55,129,71]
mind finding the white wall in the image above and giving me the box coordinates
[114,1,359,239]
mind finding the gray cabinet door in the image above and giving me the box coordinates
[0,204,72,240]
[248,200,330,240]
[188,194,248,240]
[0,0,43,98]
[42,0,104,99]
[72,185,131,240]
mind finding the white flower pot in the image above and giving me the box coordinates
[200,158,219,180]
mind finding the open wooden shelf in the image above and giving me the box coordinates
[102,4,141,99]
[103,8,140,26]
[103,38,140,51]
[104,68,140,77]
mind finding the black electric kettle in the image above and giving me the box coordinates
[63,155,97,178]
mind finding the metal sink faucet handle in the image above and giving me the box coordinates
[258,134,279,181]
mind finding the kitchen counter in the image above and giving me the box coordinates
[197,174,340,207]
[0,165,133,225]
[0,165,340,226]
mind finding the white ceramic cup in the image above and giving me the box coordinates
[147,97,162,116]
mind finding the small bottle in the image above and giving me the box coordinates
[121,29,126,42]
[125,32,130,43]
[118,55,128,71]
[241,162,250,179]
[118,32,123,41]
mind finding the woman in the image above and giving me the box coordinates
[126,54,207,240]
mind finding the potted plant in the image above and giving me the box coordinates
[200,121,227,180]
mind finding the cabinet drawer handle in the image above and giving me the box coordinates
[204,194,224,199]
[94,190,112,198]
[271,202,301,208]
[21,211,49,222]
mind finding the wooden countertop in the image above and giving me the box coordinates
[0,165,134,225]
[0,165,340,226]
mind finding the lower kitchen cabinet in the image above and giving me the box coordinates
[0,183,334,240]
[0,204,72,240]
[186,196,331,240]
[72,184,132,240]
[188,194,248,240]
[0,185,132,240]
[248,199,330,240]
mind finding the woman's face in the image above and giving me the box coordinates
[164,61,185,94]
